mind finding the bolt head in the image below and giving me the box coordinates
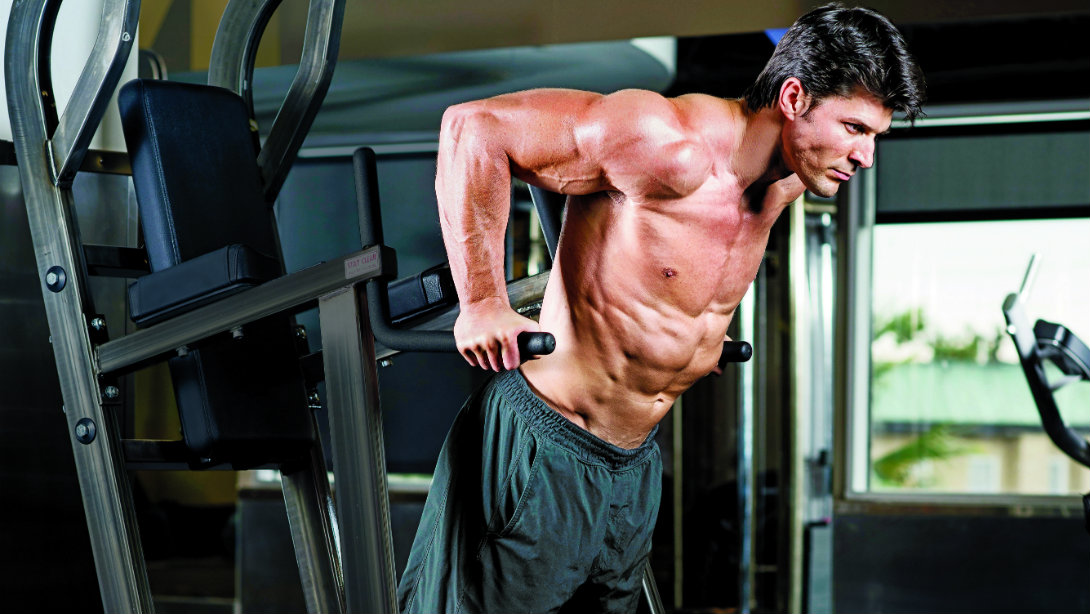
[44,266,66,292]
[104,385,120,400]
[90,317,106,331]
[74,418,96,444]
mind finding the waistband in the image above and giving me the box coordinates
[492,369,659,470]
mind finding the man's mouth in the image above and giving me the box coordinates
[831,169,853,181]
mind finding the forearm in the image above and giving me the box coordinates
[436,103,513,312]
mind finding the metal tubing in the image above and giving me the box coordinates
[257,0,345,201]
[96,246,386,375]
[280,428,346,614]
[208,0,282,114]
[49,0,140,186]
[641,560,664,614]
[5,1,152,611]
[737,277,757,614]
[318,286,398,613]
[1018,253,1040,299]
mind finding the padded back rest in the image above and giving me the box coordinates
[118,79,279,271]
[118,79,313,468]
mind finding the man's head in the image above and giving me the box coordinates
[744,4,924,196]
[744,4,925,121]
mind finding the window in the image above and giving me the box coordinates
[847,106,1090,498]
[867,218,1089,495]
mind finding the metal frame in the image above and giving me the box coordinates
[208,0,346,202]
[5,1,151,611]
[5,1,390,613]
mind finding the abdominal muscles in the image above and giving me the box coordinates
[526,191,760,437]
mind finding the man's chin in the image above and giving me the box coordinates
[805,179,840,199]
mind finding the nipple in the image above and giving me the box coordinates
[662,267,677,279]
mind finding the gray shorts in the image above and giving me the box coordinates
[398,368,662,614]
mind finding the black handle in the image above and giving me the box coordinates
[720,341,753,367]
[518,331,556,358]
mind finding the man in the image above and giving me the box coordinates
[399,4,924,613]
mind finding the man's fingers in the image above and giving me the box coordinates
[499,331,520,371]
[461,349,479,368]
[484,338,503,372]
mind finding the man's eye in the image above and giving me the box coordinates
[845,123,862,134]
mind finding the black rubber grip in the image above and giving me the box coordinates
[518,332,555,359]
[720,341,753,366]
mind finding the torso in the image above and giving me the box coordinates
[521,164,794,448]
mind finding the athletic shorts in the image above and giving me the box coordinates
[397,368,662,614]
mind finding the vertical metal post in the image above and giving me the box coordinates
[787,199,811,614]
[672,395,684,609]
[280,423,346,614]
[5,1,152,612]
[737,280,757,614]
[318,285,398,613]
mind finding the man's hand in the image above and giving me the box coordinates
[454,297,542,371]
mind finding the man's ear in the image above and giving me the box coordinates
[778,77,811,121]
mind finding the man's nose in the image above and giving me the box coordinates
[849,137,875,169]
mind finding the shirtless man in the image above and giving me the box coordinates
[399,5,924,613]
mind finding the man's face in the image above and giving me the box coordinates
[781,89,893,198]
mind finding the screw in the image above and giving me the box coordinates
[104,385,120,400]
[90,317,106,331]
[74,418,96,444]
[379,358,393,368]
[295,326,307,340]
[45,266,66,292]
[231,326,244,340]
[177,346,189,357]
[121,32,131,42]
[307,391,321,408]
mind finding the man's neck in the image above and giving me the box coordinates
[730,103,791,190]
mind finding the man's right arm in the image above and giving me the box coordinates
[436,89,606,371]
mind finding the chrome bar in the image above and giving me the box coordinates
[319,286,398,613]
[787,198,810,614]
[49,0,140,186]
[257,0,345,201]
[281,427,346,614]
[641,560,664,614]
[96,246,386,374]
[1018,253,1040,300]
[4,0,152,611]
[208,0,282,114]
[737,276,757,614]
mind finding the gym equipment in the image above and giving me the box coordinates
[4,1,542,612]
[1002,254,1090,533]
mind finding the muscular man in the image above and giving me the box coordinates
[399,5,924,612]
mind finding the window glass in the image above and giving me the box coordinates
[868,218,1090,495]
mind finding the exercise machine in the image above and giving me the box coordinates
[5,2,751,613]
[1002,254,1090,533]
